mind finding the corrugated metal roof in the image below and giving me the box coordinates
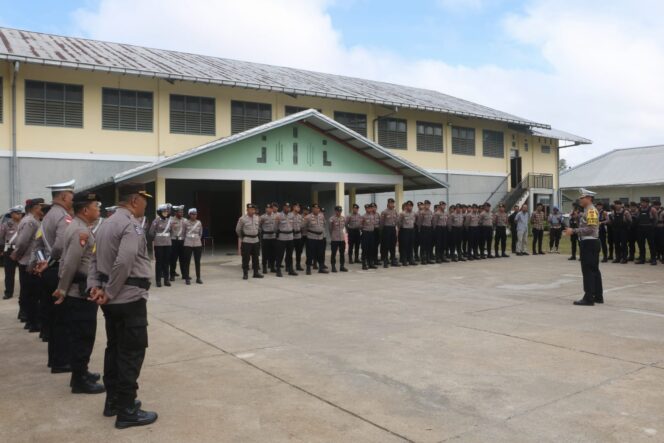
[560,145,664,188]
[0,27,551,129]
[531,127,591,145]
[114,108,448,191]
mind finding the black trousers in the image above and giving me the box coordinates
[276,240,294,270]
[4,255,17,297]
[598,226,608,259]
[330,241,346,267]
[657,227,664,260]
[494,226,507,255]
[348,229,361,261]
[261,238,276,270]
[482,226,493,256]
[293,237,304,267]
[452,227,463,258]
[532,229,544,253]
[613,228,628,260]
[169,239,185,278]
[373,229,381,261]
[183,246,202,279]
[43,266,70,368]
[571,234,579,258]
[413,229,420,258]
[549,227,562,249]
[19,265,39,324]
[510,226,518,253]
[579,239,603,302]
[419,227,433,262]
[153,245,171,282]
[637,225,656,261]
[434,227,447,260]
[468,227,480,258]
[241,242,260,272]
[361,231,375,264]
[628,227,637,259]
[399,228,414,264]
[67,297,98,377]
[306,238,325,267]
[607,226,614,258]
[102,299,148,410]
[381,226,397,263]
[462,228,469,255]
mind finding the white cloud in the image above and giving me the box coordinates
[72,0,664,166]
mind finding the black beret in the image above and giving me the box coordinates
[424,200,431,204]
[247,203,257,209]
[387,198,395,203]
[335,206,342,212]
[352,203,359,209]
[118,182,152,198]
[311,203,320,208]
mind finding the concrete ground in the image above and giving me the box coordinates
[1,253,663,443]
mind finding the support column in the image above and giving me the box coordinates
[395,182,404,210]
[242,179,252,213]
[349,187,357,208]
[155,175,166,210]
[335,181,345,211]
[311,189,319,204]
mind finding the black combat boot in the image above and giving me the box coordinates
[331,264,337,273]
[243,271,248,280]
[253,270,264,278]
[391,259,401,267]
[163,279,171,287]
[288,268,298,276]
[155,279,162,288]
[362,261,368,270]
[71,373,105,394]
[115,404,158,429]
[196,278,203,284]
[276,269,283,277]
[262,264,268,275]
[340,264,348,272]
[306,266,312,275]
[104,397,141,417]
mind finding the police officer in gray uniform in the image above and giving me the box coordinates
[329,206,348,273]
[565,188,603,306]
[345,204,362,264]
[236,203,263,280]
[260,204,277,274]
[2,205,24,299]
[169,205,186,281]
[417,200,435,264]
[88,182,157,428]
[292,203,305,271]
[274,203,297,277]
[398,201,417,266]
[53,191,104,394]
[149,204,172,287]
[303,203,328,274]
[380,198,400,268]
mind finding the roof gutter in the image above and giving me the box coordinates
[9,61,19,206]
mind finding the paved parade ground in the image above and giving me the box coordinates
[1,253,663,442]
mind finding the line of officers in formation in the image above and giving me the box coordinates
[235,199,518,279]
[0,180,159,429]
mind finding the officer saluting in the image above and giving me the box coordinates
[88,182,158,428]
[564,188,603,306]
[236,203,263,280]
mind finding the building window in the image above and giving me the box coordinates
[451,126,475,156]
[170,95,215,136]
[378,118,407,150]
[483,130,504,158]
[231,100,271,134]
[619,197,629,205]
[102,88,153,132]
[416,121,443,152]
[541,145,551,154]
[285,106,321,116]
[25,80,83,128]
[641,196,660,202]
[0,77,3,123]
[596,198,610,207]
[333,111,367,137]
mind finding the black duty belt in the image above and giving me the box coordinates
[262,231,274,234]
[401,227,414,230]
[308,230,323,235]
[279,230,295,234]
[98,273,151,290]
[243,234,258,238]
[347,227,360,231]
[420,226,433,230]
[383,225,396,229]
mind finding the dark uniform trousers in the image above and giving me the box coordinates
[66,296,98,377]
[169,239,185,278]
[419,227,433,262]
[102,299,148,410]
[494,226,507,256]
[360,231,375,265]
[413,228,420,259]
[628,225,637,260]
[293,238,304,268]
[510,225,518,253]
[468,227,479,258]
[549,227,562,250]
[657,226,664,261]
[637,226,656,262]
[347,229,361,262]
[613,227,628,261]
[570,233,579,258]
[462,228,469,256]
[43,265,71,367]
[598,225,608,259]
[306,239,325,268]
[276,240,294,271]
[482,226,493,257]
[451,227,464,259]
[373,228,380,261]
[4,255,17,297]
[579,239,603,302]
[607,225,614,259]
[330,241,346,267]
[532,228,544,254]
[261,238,276,270]
[19,265,39,324]
[153,246,171,283]
[434,227,447,261]
[241,242,260,272]
[183,246,202,280]
[399,228,413,264]
[381,226,397,263]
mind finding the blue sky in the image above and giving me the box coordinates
[1,0,663,165]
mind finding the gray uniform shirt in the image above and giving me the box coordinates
[236,214,260,244]
[574,204,600,239]
[380,209,398,228]
[292,213,303,239]
[361,213,376,232]
[183,219,203,247]
[304,213,326,240]
[479,211,493,227]
[450,213,464,227]
[345,213,362,230]
[329,215,346,241]
[58,216,95,298]
[275,212,294,241]
[88,207,151,304]
[37,203,72,262]
[260,213,276,240]
[1,219,19,251]
[494,212,509,227]
[149,217,172,246]
[398,211,416,229]
[12,214,40,266]
[417,209,433,227]
[170,216,185,241]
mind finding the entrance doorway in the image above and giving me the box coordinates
[510,149,522,189]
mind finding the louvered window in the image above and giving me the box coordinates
[231,101,271,134]
[378,118,407,150]
[416,121,443,152]
[333,111,367,137]
[541,145,551,154]
[25,80,83,128]
[170,94,215,135]
[482,130,504,158]
[451,126,475,156]
[102,88,153,132]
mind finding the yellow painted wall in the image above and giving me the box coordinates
[8,63,560,181]
[0,61,10,149]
